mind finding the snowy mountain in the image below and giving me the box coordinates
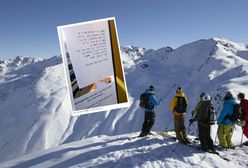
[0,37,248,167]
[0,56,44,73]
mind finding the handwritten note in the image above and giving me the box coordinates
[62,21,114,88]
[76,30,109,67]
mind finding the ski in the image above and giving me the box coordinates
[215,153,231,162]
[127,132,155,140]
[156,131,231,162]
[156,131,198,147]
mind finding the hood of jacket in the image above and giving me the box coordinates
[176,92,185,97]
[145,89,154,95]
[224,98,236,106]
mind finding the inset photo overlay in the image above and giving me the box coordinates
[57,17,129,115]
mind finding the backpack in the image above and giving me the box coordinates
[174,96,187,113]
[196,102,216,125]
[208,106,217,125]
[225,104,245,122]
[139,93,154,110]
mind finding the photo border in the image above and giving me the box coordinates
[57,17,130,116]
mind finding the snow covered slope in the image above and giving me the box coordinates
[0,38,248,164]
[0,56,76,162]
[1,132,248,168]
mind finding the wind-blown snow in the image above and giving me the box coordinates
[0,38,248,167]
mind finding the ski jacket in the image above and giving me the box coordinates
[217,98,236,125]
[170,92,188,116]
[240,99,248,121]
[144,89,160,112]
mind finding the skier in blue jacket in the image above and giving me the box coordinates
[217,91,236,149]
[139,85,160,137]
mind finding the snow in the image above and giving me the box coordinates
[0,132,247,168]
[0,56,74,161]
[0,37,248,167]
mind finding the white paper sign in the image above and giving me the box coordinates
[57,17,129,115]
[61,21,114,88]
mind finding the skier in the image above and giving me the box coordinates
[170,87,190,144]
[190,92,206,121]
[189,92,206,141]
[139,85,161,137]
[189,94,217,153]
[237,93,248,145]
[217,91,236,149]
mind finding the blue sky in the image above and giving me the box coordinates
[0,0,247,58]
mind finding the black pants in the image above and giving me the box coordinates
[141,111,155,135]
[198,123,214,151]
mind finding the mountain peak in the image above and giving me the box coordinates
[212,37,246,47]
[121,45,146,57]
[212,37,231,42]
[0,56,44,67]
[14,56,43,64]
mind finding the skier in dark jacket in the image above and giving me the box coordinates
[189,92,206,141]
[190,94,217,153]
[139,85,160,137]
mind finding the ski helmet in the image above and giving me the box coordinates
[238,93,245,99]
[176,87,182,93]
[200,92,206,99]
[224,91,233,100]
[202,94,211,101]
[149,85,155,91]
[225,91,233,97]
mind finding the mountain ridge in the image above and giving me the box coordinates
[0,37,247,163]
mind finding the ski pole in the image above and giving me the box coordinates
[214,128,218,145]
[163,84,176,131]
[187,123,191,136]
[240,127,244,147]
[214,125,218,144]
[165,114,172,131]
[160,83,176,101]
